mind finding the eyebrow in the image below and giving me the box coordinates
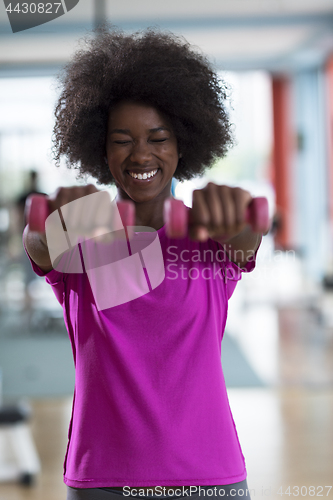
[109,127,171,134]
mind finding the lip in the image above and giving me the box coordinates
[126,168,160,182]
[126,168,159,174]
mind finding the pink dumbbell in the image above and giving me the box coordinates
[26,194,269,238]
[25,195,50,232]
[163,196,269,238]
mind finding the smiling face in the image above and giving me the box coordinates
[106,101,180,205]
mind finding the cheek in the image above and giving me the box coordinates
[107,150,126,169]
[107,157,122,178]
[161,145,179,161]
[107,148,121,159]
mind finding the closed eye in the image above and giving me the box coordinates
[113,138,168,144]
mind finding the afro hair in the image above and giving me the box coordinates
[53,24,234,186]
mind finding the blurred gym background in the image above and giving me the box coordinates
[0,1,333,499]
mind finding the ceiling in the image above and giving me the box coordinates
[1,0,333,76]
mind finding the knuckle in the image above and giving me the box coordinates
[219,185,230,197]
[56,186,65,197]
[86,184,97,193]
[236,187,250,199]
[72,186,84,199]
[232,187,242,196]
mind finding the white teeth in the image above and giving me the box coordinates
[129,169,158,180]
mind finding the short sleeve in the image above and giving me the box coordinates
[213,235,262,300]
[22,235,66,305]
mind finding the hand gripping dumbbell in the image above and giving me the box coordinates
[163,196,269,238]
[25,194,136,234]
[26,194,269,238]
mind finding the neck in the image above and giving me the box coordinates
[115,191,172,231]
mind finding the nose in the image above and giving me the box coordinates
[129,140,152,164]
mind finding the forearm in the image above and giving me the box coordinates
[23,225,53,272]
[212,225,262,268]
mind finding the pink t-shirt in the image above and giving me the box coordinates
[25,223,259,488]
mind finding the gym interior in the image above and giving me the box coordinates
[0,1,332,499]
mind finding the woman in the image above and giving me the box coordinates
[24,25,262,500]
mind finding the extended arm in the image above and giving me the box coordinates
[23,224,53,272]
[212,224,262,268]
[189,183,266,267]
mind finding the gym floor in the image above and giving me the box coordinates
[0,390,332,500]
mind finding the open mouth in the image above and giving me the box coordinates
[127,169,159,181]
